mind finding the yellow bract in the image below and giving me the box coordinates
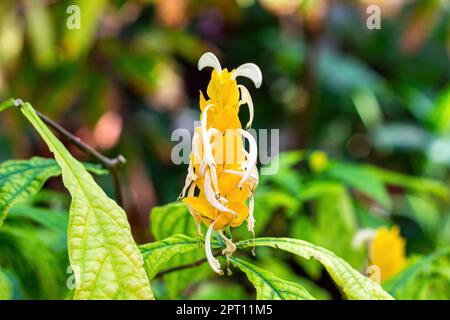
[370,226,407,283]
[183,68,253,231]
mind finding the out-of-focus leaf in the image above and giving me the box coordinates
[352,89,382,129]
[24,0,56,68]
[394,194,440,242]
[20,102,153,300]
[383,248,450,300]
[372,123,431,152]
[0,268,12,300]
[62,0,109,59]
[326,162,391,209]
[367,165,449,199]
[260,151,304,196]
[230,257,316,300]
[237,238,393,300]
[8,205,68,233]
[318,50,384,95]
[0,157,107,227]
[0,7,23,67]
[190,281,249,300]
[0,157,61,227]
[314,184,365,270]
[428,86,450,133]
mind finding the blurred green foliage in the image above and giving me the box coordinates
[0,0,449,299]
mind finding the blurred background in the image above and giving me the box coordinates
[0,0,449,300]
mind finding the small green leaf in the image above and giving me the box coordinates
[237,237,393,300]
[0,157,61,227]
[0,98,15,112]
[139,234,206,279]
[0,157,107,228]
[230,257,316,300]
[19,102,153,300]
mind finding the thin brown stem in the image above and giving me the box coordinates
[156,251,222,277]
[12,99,127,207]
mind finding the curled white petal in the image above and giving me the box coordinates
[204,170,237,217]
[238,85,254,129]
[200,105,216,172]
[198,52,222,73]
[238,129,258,187]
[233,63,262,88]
[205,219,222,275]
[178,162,197,200]
[247,191,255,235]
[352,228,376,249]
[223,167,259,187]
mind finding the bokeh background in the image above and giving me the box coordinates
[0,0,449,300]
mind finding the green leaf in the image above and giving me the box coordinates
[19,102,153,300]
[237,237,393,300]
[326,162,391,209]
[151,202,199,240]
[139,234,205,279]
[230,257,316,300]
[0,157,107,228]
[383,248,450,300]
[367,165,449,199]
[150,202,211,298]
[0,98,15,112]
[0,157,61,227]
[0,268,13,300]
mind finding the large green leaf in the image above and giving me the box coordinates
[230,257,315,300]
[19,102,153,300]
[0,157,106,227]
[383,248,450,300]
[237,237,393,300]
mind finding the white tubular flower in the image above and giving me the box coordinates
[204,170,237,217]
[233,63,263,88]
[247,191,255,235]
[238,85,254,129]
[238,129,258,188]
[205,219,223,275]
[198,52,222,72]
[352,228,377,249]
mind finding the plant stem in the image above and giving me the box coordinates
[156,251,222,277]
[13,99,126,207]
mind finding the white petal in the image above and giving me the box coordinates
[204,170,237,217]
[205,219,223,275]
[198,52,222,73]
[352,228,376,249]
[238,85,254,129]
[238,129,258,187]
[247,191,255,235]
[233,63,262,88]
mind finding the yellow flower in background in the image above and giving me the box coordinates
[370,226,407,283]
[179,52,262,274]
[309,150,329,173]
